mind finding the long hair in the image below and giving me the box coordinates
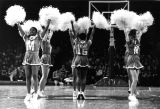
[129,29,137,40]
[78,33,87,41]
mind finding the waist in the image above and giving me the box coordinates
[26,51,39,54]
[76,54,88,56]
[128,53,139,56]
[42,52,51,55]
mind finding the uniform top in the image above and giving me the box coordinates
[24,35,41,53]
[126,38,140,55]
[74,38,92,56]
[41,40,52,54]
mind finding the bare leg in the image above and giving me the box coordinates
[81,67,88,92]
[128,69,132,91]
[76,67,81,92]
[72,67,76,91]
[130,69,138,96]
[39,65,49,91]
[24,65,32,94]
[32,65,39,93]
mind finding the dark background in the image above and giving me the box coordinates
[0,0,160,85]
[0,0,160,55]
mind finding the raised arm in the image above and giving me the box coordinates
[43,30,53,41]
[69,29,75,46]
[41,20,51,38]
[89,24,95,41]
[17,23,25,37]
[71,21,76,37]
[124,29,130,42]
[137,30,143,42]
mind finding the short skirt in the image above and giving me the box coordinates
[41,54,53,66]
[22,51,41,65]
[125,55,143,70]
[72,55,90,68]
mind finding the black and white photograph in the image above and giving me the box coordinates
[0,0,160,109]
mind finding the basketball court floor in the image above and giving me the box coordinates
[0,86,160,109]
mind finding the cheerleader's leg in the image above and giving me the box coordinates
[76,67,81,92]
[72,67,77,91]
[128,69,132,93]
[32,65,39,93]
[81,67,88,92]
[24,65,32,94]
[39,65,50,92]
[130,69,138,96]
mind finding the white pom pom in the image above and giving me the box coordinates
[132,15,145,30]
[110,9,138,30]
[21,20,42,34]
[5,5,26,26]
[39,6,61,31]
[59,12,75,31]
[77,17,91,34]
[73,22,80,33]
[140,11,154,27]
[132,11,153,32]
[92,11,110,30]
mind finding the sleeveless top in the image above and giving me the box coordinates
[75,39,91,56]
[25,35,41,53]
[127,39,140,55]
[41,40,52,55]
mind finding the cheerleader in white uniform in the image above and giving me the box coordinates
[69,21,79,99]
[39,28,53,97]
[17,20,51,101]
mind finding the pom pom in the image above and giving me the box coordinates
[59,12,75,31]
[92,11,110,30]
[73,22,80,33]
[39,6,60,31]
[5,5,26,26]
[110,9,138,30]
[132,16,145,31]
[21,20,42,34]
[132,11,153,32]
[139,11,154,27]
[77,17,91,34]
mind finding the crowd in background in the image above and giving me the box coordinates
[0,44,159,86]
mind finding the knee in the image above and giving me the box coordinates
[82,78,86,84]
[32,74,38,80]
[76,77,80,82]
[43,74,48,80]
[73,76,76,81]
[132,79,138,83]
[26,74,31,80]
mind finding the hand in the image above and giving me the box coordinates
[91,20,94,26]
[48,19,51,24]
[71,20,74,24]
[38,30,41,33]
[16,22,22,26]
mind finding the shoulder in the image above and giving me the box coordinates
[36,34,42,41]
[88,39,92,44]
[23,34,28,40]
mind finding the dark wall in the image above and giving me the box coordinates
[0,0,160,57]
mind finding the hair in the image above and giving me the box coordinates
[30,27,37,33]
[78,33,86,40]
[129,29,137,39]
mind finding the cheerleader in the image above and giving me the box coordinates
[17,20,51,101]
[72,24,95,100]
[69,21,78,99]
[124,29,132,94]
[38,28,53,97]
[125,29,143,101]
